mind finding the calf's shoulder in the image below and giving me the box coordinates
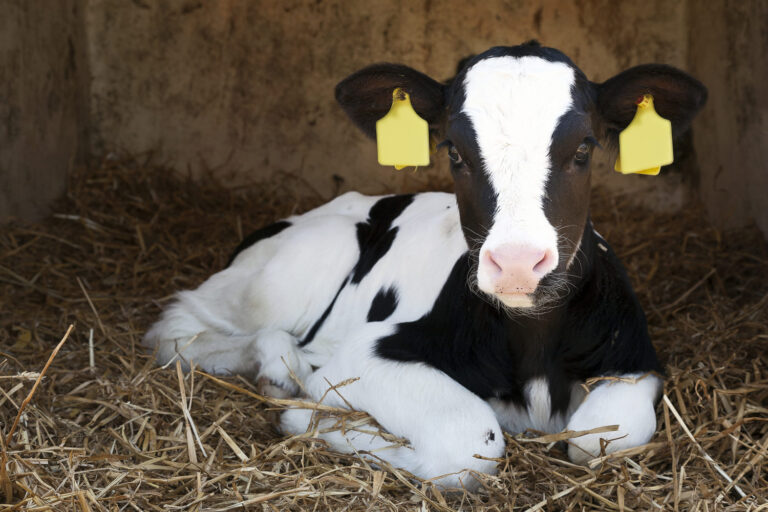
[560,226,662,380]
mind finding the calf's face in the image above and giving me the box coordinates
[447,50,595,308]
[336,43,706,311]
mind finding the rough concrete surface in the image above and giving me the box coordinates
[0,0,85,221]
[688,0,768,236]
[83,0,688,200]
[1,0,765,238]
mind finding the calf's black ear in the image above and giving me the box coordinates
[335,64,446,139]
[596,64,707,141]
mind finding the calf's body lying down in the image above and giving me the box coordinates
[145,42,706,488]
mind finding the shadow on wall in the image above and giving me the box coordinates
[0,0,87,221]
[1,0,766,239]
[82,0,689,199]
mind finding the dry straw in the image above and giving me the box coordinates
[0,157,766,510]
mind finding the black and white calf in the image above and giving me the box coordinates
[145,43,706,488]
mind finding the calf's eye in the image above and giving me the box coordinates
[448,145,463,165]
[573,143,590,165]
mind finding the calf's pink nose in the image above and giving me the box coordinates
[484,245,556,294]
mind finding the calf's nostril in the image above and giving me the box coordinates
[532,249,554,275]
[484,250,503,274]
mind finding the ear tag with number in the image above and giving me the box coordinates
[614,94,673,176]
[376,88,430,170]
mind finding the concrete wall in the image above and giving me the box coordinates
[688,0,768,236]
[83,0,689,202]
[0,0,85,221]
[2,0,765,238]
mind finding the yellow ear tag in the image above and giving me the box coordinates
[614,94,673,176]
[376,88,430,170]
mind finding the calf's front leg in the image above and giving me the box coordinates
[566,373,662,464]
[281,324,505,490]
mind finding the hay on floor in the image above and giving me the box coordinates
[0,158,766,510]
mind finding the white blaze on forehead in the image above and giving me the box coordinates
[463,56,576,301]
[462,56,576,223]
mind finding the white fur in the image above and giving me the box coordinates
[489,379,586,435]
[146,188,661,483]
[498,294,534,308]
[281,322,505,490]
[566,235,583,270]
[300,193,467,364]
[146,192,507,487]
[144,191,465,369]
[525,378,553,430]
[253,330,313,397]
[462,57,575,301]
[567,373,662,463]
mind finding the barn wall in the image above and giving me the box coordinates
[688,0,768,238]
[83,0,689,203]
[0,0,86,222]
[3,1,765,238]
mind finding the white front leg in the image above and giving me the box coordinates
[282,323,505,490]
[566,373,662,464]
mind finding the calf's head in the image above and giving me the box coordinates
[336,43,706,311]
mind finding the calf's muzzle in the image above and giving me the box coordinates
[480,244,557,306]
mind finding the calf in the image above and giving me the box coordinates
[144,42,706,488]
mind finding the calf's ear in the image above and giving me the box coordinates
[335,64,446,139]
[595,64,707,142]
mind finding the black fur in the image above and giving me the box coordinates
[330,42,703,418]
[300,278,349,347]
[444,112,495,250]
[227,221,291,267]
[302,195,414,346]
[596,64,708,140]
[367,287,399,322]
[443,45,589,253]
[450,45,581,86]
[376,226,661,414]
[351,195,414,284]
[335,65,445,139]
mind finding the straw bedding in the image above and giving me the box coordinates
[1,158,766,511]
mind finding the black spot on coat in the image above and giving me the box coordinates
[227,221,291,267]
[300,278,349,347]
[301,195,414,348]
[367,287,399,322]
[351,195,414,283]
